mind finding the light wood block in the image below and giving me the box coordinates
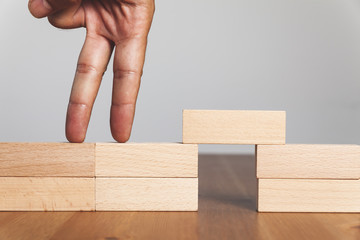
[96,143,198,177]
[256,144,360,179]
[0,177,95,211]
[0,143,95,177]
[258,179,360,212]
[96,178,198,211]
[182,110,286,144]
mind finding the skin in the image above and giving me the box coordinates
[28,0,155,143]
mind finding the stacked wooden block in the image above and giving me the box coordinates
[95,143,198,211]
[0,143,198,211]
[183,110,360,213]
[256,145,360,212]
[1,109,358,212]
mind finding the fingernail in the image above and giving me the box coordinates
[42,0,52,10]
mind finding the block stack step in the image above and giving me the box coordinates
[95,143,198,211]
[0,142,198,211]
[256,144,360,212]
[182,110,286,144]
[0,142,96,211]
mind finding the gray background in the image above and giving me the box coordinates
[1,0,359,153]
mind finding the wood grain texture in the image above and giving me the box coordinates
[0,177,95,211]
[0,155,358,240]
[96,178,198,211]
[96,143,198,177]
[256,144,360,179]
[182,110,286,144]
[0,143,95,177]
[258,179,360,212]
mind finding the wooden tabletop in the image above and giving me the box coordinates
[0,154,358,240]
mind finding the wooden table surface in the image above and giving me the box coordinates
[0,154,358,240]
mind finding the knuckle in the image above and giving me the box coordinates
[47,15,78,29]
[114,69,141,79]
[48,16,67,28]
[76,63,99,75]
[68,101,90,110]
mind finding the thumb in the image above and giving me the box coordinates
[28,0,83,29]
[28,0,53,18]
[28,0,81,18]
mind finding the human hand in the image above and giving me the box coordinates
[28,0,155,142]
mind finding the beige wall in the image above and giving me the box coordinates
[0,0,359,153]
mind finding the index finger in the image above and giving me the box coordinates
[66,34,113,143]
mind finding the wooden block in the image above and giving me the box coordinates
[96,143,198,177]
[258,179,360,212]
[182,110,286,144]
[256,144,360,179]
[0,177,95,211]
[0,143,95,177]
[96,178,198,211]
